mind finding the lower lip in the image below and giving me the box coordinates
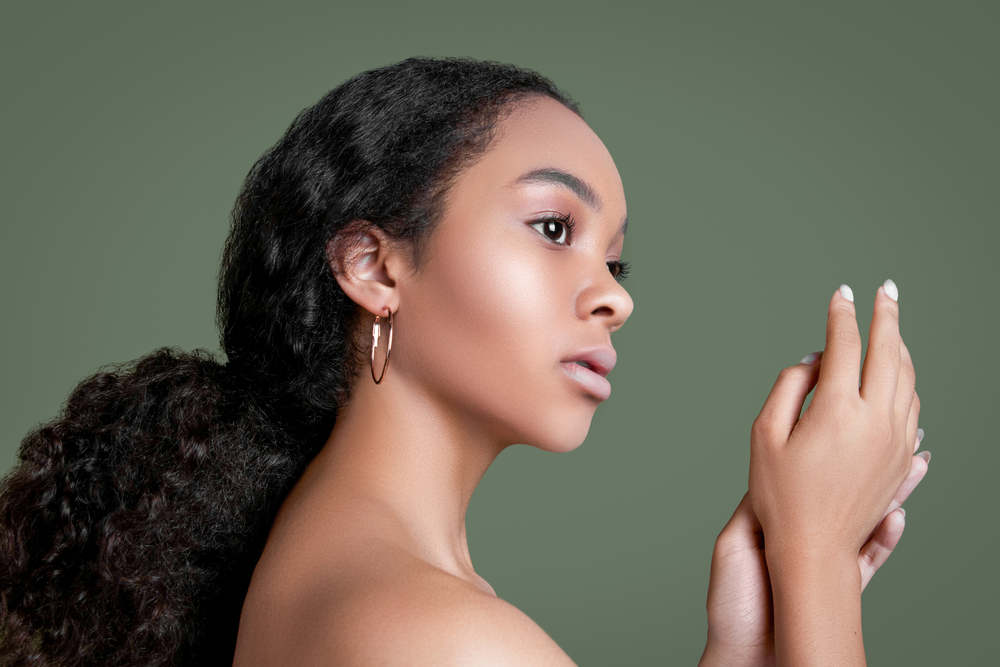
[560,362,612,401]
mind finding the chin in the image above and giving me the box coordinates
[523,408,597,454]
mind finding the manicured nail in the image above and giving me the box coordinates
[839,284,854,303]
[800,352,822,365]
[883,279,899,302]
[918,450,931,464]
[895,507,906,519]
[914,427,925,453]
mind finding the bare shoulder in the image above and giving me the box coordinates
[329,561,575,667]
[235,546,575,667]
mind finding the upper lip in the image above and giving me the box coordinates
[563,347,617,378]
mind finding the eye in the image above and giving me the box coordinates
[607,260,631,282]
[529,215,574,245]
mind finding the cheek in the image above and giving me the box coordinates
[394,231,594,449]
[406,233,550,382]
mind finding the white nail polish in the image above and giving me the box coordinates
[883,279,899,302]
[800,352,821,365]
[839,284,854,303]
[917,427,924,443]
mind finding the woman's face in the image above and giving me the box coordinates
[394,96,632,452]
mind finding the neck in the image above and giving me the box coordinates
[302,371,507,591]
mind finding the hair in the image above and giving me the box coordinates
[0,57,578,666]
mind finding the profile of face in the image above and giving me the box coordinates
[365,97,633,453]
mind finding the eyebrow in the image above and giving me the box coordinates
[515,168,602,212]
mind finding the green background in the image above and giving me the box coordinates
[2,2,997,664]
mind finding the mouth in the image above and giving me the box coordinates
[561,348,617,401]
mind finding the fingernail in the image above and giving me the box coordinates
[839,284,854,303]
[883,279,899,302]
[800,352,822,365]
[916,428,924,444]
[918,450,931,464]
[895,507,906,518]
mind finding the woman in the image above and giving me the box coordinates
[0,58,927,666]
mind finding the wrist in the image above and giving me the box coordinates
[768,551,866,666]
[765,540,858,585]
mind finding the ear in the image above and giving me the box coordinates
[328,222,405,317]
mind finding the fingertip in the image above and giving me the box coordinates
[873,284,901,315]
[800,351,823,365]
[883,279,899,302]
[883,508,906,541]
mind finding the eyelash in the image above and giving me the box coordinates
[529,212,577,245]
[608,260,631,282]
[528,213,631,283]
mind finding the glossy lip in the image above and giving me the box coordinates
[560,347,617,401]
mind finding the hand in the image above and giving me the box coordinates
[700,282,925,666]
[699,447,929,667]
[745,283,922,665]
[750,285,919,561]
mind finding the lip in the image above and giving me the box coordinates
[560,347,617,401]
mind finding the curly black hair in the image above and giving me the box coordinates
[0,58,577,666]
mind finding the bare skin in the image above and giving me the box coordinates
[232,97,926,666]
[700,292,928,667]
[233,97,629,666]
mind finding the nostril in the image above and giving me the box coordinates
[591,305,614,317]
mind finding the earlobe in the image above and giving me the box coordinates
[328,222,402,317]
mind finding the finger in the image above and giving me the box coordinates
[859,281,902,408]
[895,338,917,429]
[815,285,863,399]
[859,508,906,591]
[883,453,929,517]
[904,386,921,456]
[753,353,823,439]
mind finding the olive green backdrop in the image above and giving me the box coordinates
[2,2,996,664]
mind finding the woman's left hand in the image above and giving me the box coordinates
[698,450,928,667]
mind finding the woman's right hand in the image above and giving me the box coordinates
[747,282,921,666]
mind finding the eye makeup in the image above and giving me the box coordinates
[526,211,631,282]
[528,211,576,245]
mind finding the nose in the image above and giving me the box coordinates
[575,265,634,333]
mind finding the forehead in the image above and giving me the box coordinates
[449,96,626,215]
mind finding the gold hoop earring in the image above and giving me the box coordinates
[370,309,393,384]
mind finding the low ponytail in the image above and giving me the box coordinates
[0,349,311,665]
[0,57,577,665]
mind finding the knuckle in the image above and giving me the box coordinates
[751,414,771,441]
[875,296,901,320]
[752,412,783,443]
[831,300,857,318]
[776,365,801,383]
[830,326,861,349]
[874,336,900,361]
